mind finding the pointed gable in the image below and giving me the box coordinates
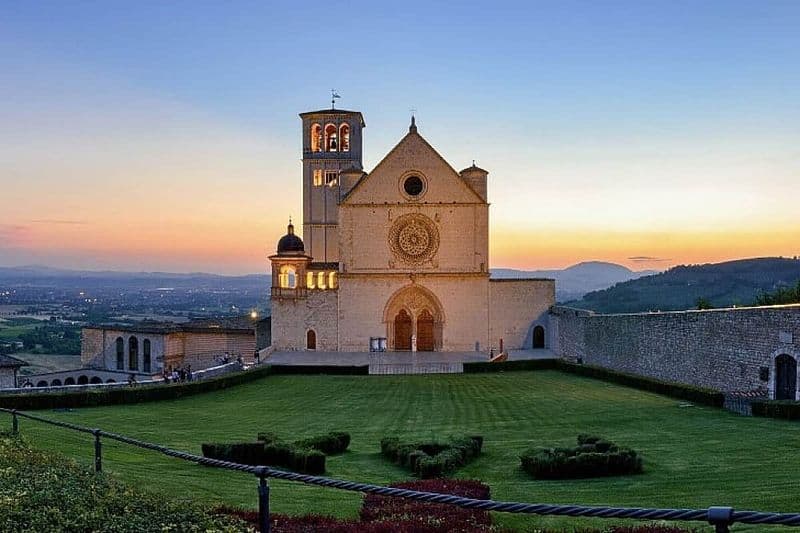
[342,130,484,205]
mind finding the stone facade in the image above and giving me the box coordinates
[0,367,16,389]
[551,304,800,398]
[81,316,261,373]
[270,109,554,353]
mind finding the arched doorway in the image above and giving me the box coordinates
[775,354,797,400]
[394,310,413,350]
[306,329,317,350]
[77,375,89,385]
[384,285,445,352]
[533,326,545,349]
[64,377,75,385]
[417,310,435,352]
[90,376,102,384]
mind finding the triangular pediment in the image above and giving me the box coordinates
[342,131,484,204]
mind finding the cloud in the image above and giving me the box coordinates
[0,224,30,245]
[30,219,88,225]
[628,256,671,262]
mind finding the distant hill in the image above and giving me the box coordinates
[0,265,268,290]
[566,257,800,313]
[491,261,658,302]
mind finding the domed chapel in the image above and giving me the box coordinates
[269,106,554,353]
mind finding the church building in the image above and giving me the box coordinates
[269,106,554,354]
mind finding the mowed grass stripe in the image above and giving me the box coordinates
[17,370,800,532]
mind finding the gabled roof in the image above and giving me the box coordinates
[0,354,28,368]
[341,128,485,204]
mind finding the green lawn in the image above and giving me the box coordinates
[11,370,800,532]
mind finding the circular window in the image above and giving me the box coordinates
[403,175,424,197]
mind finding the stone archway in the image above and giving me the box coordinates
[775,354,797,400]
[383,284,444,351]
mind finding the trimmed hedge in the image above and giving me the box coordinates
[268,365,368,375]
[203,431,351,474]
[520,434,643,479]
[202,440,326,475]
[556,362,725,407]
[380,435,483,478]
[0,365,273,410]
[295,431,351,454]
[463,358,558,373]
[751,400,800,420]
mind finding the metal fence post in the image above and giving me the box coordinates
[258,469,270,533]
[93,429,102,472]
[708,506,733,533]
[11,410,18,435]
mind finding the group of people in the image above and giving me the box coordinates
[162,364,192,384]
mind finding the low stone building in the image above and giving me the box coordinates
[81,315,270,374]
[0,354,28,388]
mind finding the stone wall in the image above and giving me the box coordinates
[551,304,800,398]
[0,367,16,389]
[182,331,256,369]
[489,279,555,351]
[271,290,339,351]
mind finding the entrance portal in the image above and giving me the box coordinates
[394,310,412,350]
[306,329,316,350]
[533,325,545,349]
[416,309,434,352]
[775,354,797,400]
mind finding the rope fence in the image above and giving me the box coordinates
[3,407,800,533]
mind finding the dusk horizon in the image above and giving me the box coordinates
[2,1,798,274]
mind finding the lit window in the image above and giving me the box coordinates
[324,123,338,152]
[306,272,315,289]
[313,169,323,186]
[325,171,338,187]
[339,123,350,152]
[328,271,337,289]
[279,266,297,289]
[317,271,327,290]
[310,123,322,152]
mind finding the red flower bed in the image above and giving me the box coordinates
[360,478,493,532]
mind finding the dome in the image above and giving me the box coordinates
[277,221,305,254]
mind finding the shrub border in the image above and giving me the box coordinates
[751,400,800,420]
[0,365,273,410]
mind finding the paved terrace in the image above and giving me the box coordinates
[266,349,555,374]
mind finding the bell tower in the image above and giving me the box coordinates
[299,107,365,263]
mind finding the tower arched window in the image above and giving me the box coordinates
[279,265,297,289]
[339,123,350,152]
[324,123,338,152]
[310,123,322,152]
[128,336,139,371]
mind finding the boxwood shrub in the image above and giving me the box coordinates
[380,435,483,478]
[202,431,350,475]
[520,434,643,479]
[751,400,800,420]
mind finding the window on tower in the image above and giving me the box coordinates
[279,265,297,289]
[325,170,338,186]
[339,123,350,152]
[313,169,323,186]
[310,123,322,152]
[324,123,338,152]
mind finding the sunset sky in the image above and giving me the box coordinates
[1,1,798,275]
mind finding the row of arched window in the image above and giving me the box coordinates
[115,336,152,373]
[310,123,350,153]
[36,376,110,387]
[277,266,337,290]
